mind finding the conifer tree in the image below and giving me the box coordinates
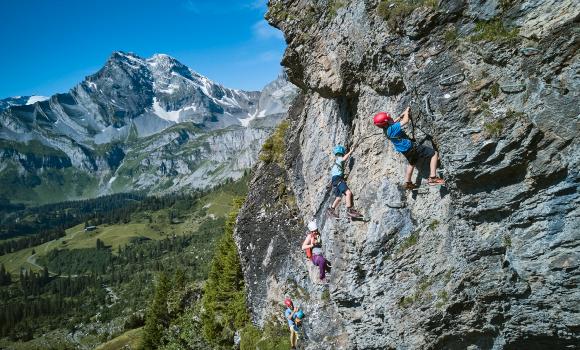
[201,198,249,347]
[142,273,171,349]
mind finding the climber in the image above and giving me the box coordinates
[327,145,363,218]
[374,107,444,189]
[284,298,301,349]
[302,221,331,281]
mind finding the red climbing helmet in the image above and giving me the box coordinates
[373,112,393,128]
[284,298,293,308]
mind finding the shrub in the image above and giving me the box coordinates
[259,121,290,166]
[377,0,437,31]
[469,19,519,43]
[484,120,504,138]
[397,230,419,254]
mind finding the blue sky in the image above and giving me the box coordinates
[0,0,286,97]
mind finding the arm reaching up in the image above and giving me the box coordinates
[342,147,355,162]
[399,106,411,126]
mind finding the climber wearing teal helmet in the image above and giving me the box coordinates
[374,107,445,189]
[327,144,363,219]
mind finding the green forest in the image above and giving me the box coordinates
[0,175,289,349]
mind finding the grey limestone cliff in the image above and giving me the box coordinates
[235,1,579,349]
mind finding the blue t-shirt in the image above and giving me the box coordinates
[285,308,295,327]
[330,157,345,177]
[385,122,412,153]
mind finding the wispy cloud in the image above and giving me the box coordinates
[258,50,279,62]
[183,0,200,13]
[248,0,267,10]
[253,20,284,40]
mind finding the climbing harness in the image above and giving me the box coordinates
[500,83,526,93]
[439,72,466,86]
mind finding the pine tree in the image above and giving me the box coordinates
[201,197,249,347]
[141,273,171,349]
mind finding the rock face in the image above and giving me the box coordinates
[235,1,579,349]
[0,53,297,203]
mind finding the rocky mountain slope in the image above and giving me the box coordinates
[235,0,579,349]
[0,52,296,204]
[0,95,48,112]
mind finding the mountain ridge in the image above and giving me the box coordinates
[0,51,297,204]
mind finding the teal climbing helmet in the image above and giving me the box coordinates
[333,145,346,155]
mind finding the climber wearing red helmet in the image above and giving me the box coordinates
[374,107,444,189]
[284,298,299,349]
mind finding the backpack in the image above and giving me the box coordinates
[305,233,314,260]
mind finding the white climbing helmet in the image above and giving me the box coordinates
[307,221,318,231]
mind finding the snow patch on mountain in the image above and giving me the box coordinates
[152,98,181,122]
[26,96,49,105]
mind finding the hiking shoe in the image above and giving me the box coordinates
[347,208,363,218]
[404,182,418,190]
[326,207,338,218]
[427,177,445,186]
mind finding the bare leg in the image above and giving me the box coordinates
[405,164,415,183]
[345,190,353,208]
[290,328,297,347]
[430,151,439,177]
[331,197,341,209]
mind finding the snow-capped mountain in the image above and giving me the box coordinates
[0,52,297,204]
[0,95,49,112]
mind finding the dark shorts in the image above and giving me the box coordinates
[332,176,349,197]
[402,144,435,166]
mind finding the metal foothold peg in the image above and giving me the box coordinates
[545,84,568,92]
[387,202,406,209]
[460,128,482,136]
[412,187,429,195]
[423,94,436,120]
[500,83,526,93]
[448,154,467,161]
[439,72,466,86]
[520,47,540,56]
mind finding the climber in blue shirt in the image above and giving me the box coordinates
[284,298,303,349]
[327,145,363,218]
[374,107,445,189]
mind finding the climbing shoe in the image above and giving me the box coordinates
[404,182,418,190]
[327,207,338,218]
[427,176,445,186]
[347,208,363,218]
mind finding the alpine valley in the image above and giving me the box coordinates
[0,51,297,205]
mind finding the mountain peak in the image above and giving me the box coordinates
[107,51,146,68]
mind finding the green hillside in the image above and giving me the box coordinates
[0,176,248,348]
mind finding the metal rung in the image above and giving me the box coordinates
[545,84,568,91]
[460,128,482,136]
[520,47,540,56]
[411,188,429,195]
[447,154,467,161]
[500,83,526,93]
[423,94,436,120]
[386,202,406,209]
[439,72,465,86]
